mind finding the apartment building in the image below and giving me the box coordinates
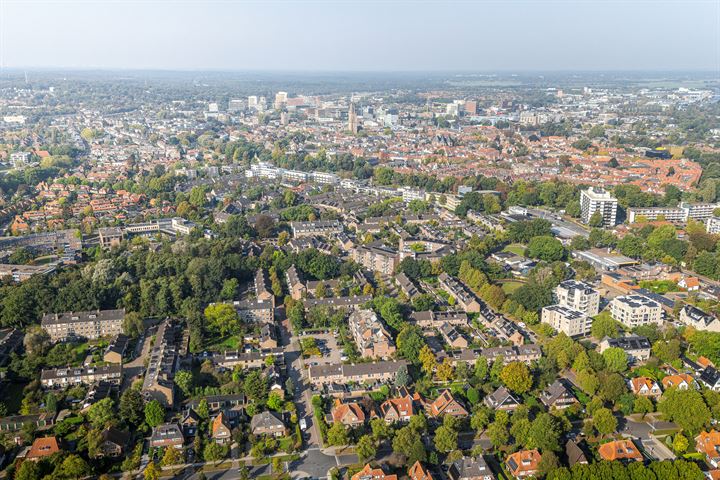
[41,364,122,388]
[349,309,396,359]
[609,294,662,328]
[580,187,617,227]
[707,216,720,235]
[541,305,591,337]
[554,280,600,316]
[285,265,305,300]
[41,309,125,342]
[231,300,274,324]
[352,244,399,275]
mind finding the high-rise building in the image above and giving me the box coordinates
[228,99,243,112]
[208,102,219,113]
[247,96,258,109]
[580,187,618,228]
[274,91,288,109]
[348,103,358,134]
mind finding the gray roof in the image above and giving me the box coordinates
[250,411,284,431]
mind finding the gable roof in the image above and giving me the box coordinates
[381,396,413,420]
[250,411,285,431]
[430,389,467,417]
[27,436,60,459]
[408,461,436,480]
[212,412,231,437]
[351,464,398,480]
[598,439,643,462]
[661,373,694,389]
[332,401,366,424]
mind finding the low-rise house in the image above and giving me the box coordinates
[661,373,695,390]
[396,272,420,299]
[259,324,278,349]
[428,390,468,418]
[380,396,414,424]
[95,427,129,458]
[699,367,720,391]
[103,334,129,364]
[211,412,232,445]
[26,437,60,461]
[408,460,437,480]
[696,430,720,467]
[438,273,481,313]
[250,411,286,437]
[565,439,588,466]
[308,360,408,386]
[150,423,184,448]
[439,323,468,349]
[41,364,122,388]
[181,409,200,437]
[484,386,521,411]
[286,265,305,300]
[448,455,496,480]
[540,380,577,409]
[351,464,397,480]
[598,336,651,364]
[187,394,246,413]
[505,449,541,479]
[597,439,643,462]
[679,305,720,332]
[410,311,468,329]
[331,400,367,427]
[0,413,54,432]
[629,377,662,398]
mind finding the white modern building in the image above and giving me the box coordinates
[554,280,600,316]
[542,304,591,337]
[628,202,720,224]
[580,187,618,228]
[609,294,663,328]
[707,216,720,235]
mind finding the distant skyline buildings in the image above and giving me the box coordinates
[0,1,717,71]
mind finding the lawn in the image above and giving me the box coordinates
[204,335,241,351]
[639,280,679,294]
[503,243,527,256]
[500,281,524,294]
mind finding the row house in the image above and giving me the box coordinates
[41,364,122,388]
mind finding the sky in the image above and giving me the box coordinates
[0,0,718,72]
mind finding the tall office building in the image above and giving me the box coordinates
[247,96,258,109]
[348,103,358,134]
[580,187,618,228]
[228,99,243,112]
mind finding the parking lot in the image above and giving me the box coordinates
[299,332,343,366]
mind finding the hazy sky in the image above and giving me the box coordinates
[1,0,718,71]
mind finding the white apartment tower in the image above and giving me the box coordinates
[580,187,618,228]
[554,280,600,317]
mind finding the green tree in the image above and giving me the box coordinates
[204,442,228,462]
[392,425,427,465]
[204,303,240,336]
[588,210,604,228]
[527,235,565,261]
[162,446,184,466]
[174,370,194,398]
[527,413,562,451]
[145,400,165,428]
[593,407,618,436]
[59,454,91,479]
[356,434,377,462]
[673,433,689,454]
[87,397,116,428]
[602,347,628,373]
[267,392,284,411]
[14,460,41,480]
[244,370,268,401]
[396,325,426,364]
[658,388,711,435]
[434,425,458,453]
[500,362,533,394]
[327,422,349,446]
[591,314,620,339]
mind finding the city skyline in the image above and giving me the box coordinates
[1,0,718,72]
